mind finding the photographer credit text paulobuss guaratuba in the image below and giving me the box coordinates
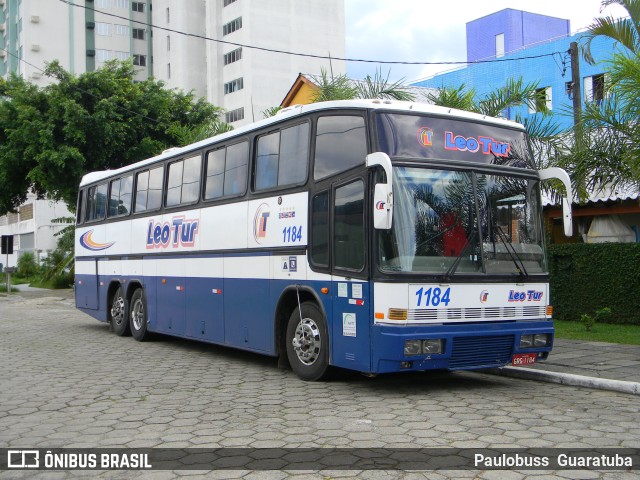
[74,100,573,381]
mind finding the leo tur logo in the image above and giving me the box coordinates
[417,127,434,147]
[253,203,270,244]
[480,290,489,303]
[7,450,39,468]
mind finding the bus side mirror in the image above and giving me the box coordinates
[367,152,393,230]
[373,183,393,230]
[561,197,573,237]
[539,167,573,237]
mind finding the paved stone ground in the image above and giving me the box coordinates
[527,339,640,382]
[0,292,639,479]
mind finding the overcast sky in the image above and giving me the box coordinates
[344,0,628,82]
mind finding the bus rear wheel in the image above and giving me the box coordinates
[110,285,130,336]
[130,288,150,341]
[286,302,330,381]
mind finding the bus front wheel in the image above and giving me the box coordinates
[110,285,130,336]
[286,302,330,381]
[130,288,150,342]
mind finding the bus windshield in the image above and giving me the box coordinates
[377,166,547,276]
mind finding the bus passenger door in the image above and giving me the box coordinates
[330,179,371,373]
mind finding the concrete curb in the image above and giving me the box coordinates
[485,366,640,396]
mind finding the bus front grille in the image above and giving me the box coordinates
[449,335,514,369]
[408,306,546,323]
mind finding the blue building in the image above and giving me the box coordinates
[412,9,618,130]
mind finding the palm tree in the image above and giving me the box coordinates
[582,0,640,64]
[310,67,416,103]
[426,78,548,117]
[576,0,640,189]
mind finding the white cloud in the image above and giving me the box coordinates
[345,0,628,81]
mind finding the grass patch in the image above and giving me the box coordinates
[554,319,640,345]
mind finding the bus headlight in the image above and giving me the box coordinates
[519,334,533,348]
[534,333,551,347]
[404,339,444,356]
[423,339,443,354]
[404,340,422,356]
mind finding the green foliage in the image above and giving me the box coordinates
[426,78,548,118]
[567,0,640,191]
[548,243,640,325]
[554,318,640,344]
[262,106,282,119]
[354,69,416,102]
[310,67,415,103]
[17,252,38,278]
[0,60,229,212]
[580,313,596,331]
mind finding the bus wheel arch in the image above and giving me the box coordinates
[276,287,331,381]
[275,287,326,362]
[108,282,130,336]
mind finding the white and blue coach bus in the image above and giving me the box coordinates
[74,100,573,381]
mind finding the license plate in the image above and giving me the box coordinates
[512,353,537,366]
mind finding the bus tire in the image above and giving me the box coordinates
[130,288,150,342]
[109,285,130,336]
[286,302,330,381]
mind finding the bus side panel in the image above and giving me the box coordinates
[329,278,371,373]
[75,258,100,311]
[155,258,186,335]
[223,254,273,354]
[142,255,158,333]
[185,256,224,343]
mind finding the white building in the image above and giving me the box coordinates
[152,0,345,125]
[0,0,152,83]
[0,195,72,269]
[2,0,346,125]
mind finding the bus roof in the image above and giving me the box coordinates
[79,99,525,187]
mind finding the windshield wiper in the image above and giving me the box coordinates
[494,225,528,277]
[443,233,476,281]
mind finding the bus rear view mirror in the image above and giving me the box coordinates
[562,197,573,237]
[373,183,393,229]
[539,167,573,237]
[367,152,394,230]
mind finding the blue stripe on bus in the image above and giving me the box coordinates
[75,273,552,374]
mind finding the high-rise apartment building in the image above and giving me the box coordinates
[1,0,345,125]
[152,0,345,125]
[0,0,152,82]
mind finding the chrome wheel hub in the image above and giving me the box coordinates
[131,299,145,331]
[291,318,321,366]
[111,295,125,326]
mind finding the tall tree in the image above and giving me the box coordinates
[0,60,229,212]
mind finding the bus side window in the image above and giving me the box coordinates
[76,190,84,224]
[205,148,225,199]
[224,142,248,195]
[204,141,248,200]
[255,132,279,190]
[108,175,133,217]
[311,190,329,267]
[334,180,365,271]
[314,116,367,181]
[255,123,309,191]
[135,166,163,212]
[167,155,201,207]
[86,182,108,222]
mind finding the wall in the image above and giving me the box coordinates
[413,32,617,130]
[466,9,570,62]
